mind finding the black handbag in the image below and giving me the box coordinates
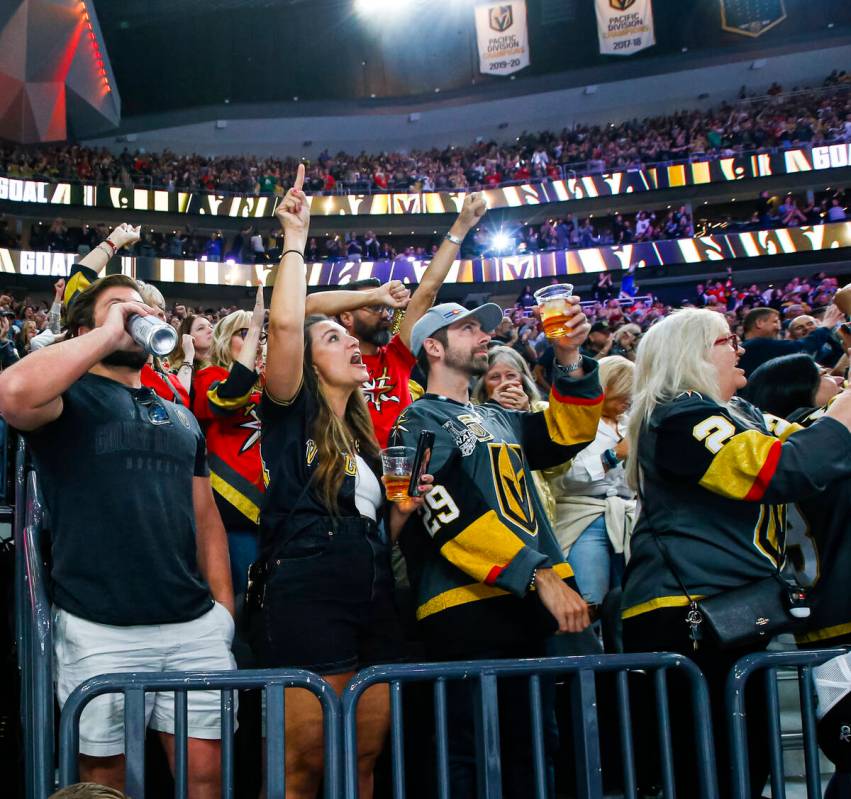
[651,532,808,651]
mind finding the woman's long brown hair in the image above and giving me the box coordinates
[303,315,379,513]
[170,314,211,371]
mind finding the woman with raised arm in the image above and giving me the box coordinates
[249,165,430,799]
[190,287,266,599]
[621,308,851,799]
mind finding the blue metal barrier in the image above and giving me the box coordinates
[726,648,848,799]
[14,435,26,668]
[58,668,343,799]
[342,653,718,799]
[18,468,55,799]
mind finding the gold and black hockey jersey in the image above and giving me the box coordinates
[390,357,603,644]
[780,405,851,646]
[622,393,851,620]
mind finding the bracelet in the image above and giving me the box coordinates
[554,356,582,374]
[444,232,464,246]
[180,361,194,369]
[281,249,304,260]
[528,568,538,592]
[100,239,117,256]
[602,448,620,469]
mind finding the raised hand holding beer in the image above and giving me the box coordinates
[534,283,575,339]
[552,296,591,356]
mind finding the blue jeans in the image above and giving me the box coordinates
[565,515,624,605]
[228,529,259,599]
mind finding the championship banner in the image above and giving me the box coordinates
[1,144,850,218]
[474,1,529,76]
[4,221,851,286]
[596,0,655,56]
[720,0,786,38]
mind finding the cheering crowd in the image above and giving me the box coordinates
[6,172,851,799]
[1,75,851,198]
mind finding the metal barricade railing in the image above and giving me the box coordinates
[342,653,718,799]
[14,436,26,667]
[726,648,848,799]
[18,468,55,799]
[57,668,343,799]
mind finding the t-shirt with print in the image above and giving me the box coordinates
[25,372,212,626]
[360,334,416,448]
[258,383,382,564]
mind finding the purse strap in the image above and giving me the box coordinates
[650,530,696,604]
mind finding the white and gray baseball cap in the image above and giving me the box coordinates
[410,302,504,356]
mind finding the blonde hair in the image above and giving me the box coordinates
[598,355,634,400]
[210,310,251,370]
[612,323,641,345]
[471,345,541,405]
[625,308,728,489]
[135,280,165,312]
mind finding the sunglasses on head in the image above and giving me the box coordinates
[237,328,268,343]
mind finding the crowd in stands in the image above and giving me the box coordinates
[2,256,846,381]
[8,187,847,266]
[1,74,851,197]
[7,181,851,799]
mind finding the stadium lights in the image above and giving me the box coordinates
[355,0,410,14]
[490,231,513,253]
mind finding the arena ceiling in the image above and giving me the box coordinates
[91,0,851,119]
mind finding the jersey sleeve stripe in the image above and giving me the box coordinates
[439,509,526,585]
[416,562,574,621]
[207,383,255,411]
[484,564,505,585]
[543,399,602,448]
[743,439,782,501]
[550,386,605,406]
[698,429,781,501]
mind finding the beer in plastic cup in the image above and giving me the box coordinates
[534,283,575,339]
[380,446,415,502]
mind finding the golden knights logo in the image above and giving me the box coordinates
[721,0,786,38]
[488,442,537,536]
[489,5,513,33]
[362,367,398,413]
[609,0,635,10]
[237,402,262,454]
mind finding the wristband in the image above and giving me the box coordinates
[281,249,305,260]
[100,239,117,256]
[444,232,464,246]
[602,448,620,469]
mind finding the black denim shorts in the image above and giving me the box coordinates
[252,516,405,675]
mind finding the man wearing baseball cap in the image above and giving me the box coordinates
[390,295,603,797]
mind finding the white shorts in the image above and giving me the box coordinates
[54,602,237,757]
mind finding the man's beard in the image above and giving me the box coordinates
[102,349,148,370]
[445,346,488,377]
[352,315,391,348]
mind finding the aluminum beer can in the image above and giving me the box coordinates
[127,314,178,356]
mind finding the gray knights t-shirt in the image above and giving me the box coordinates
[25,372,213,626]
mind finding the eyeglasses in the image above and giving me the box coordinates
[713,333,740,350]
[136,389,171,426]
[364,305,393,317]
